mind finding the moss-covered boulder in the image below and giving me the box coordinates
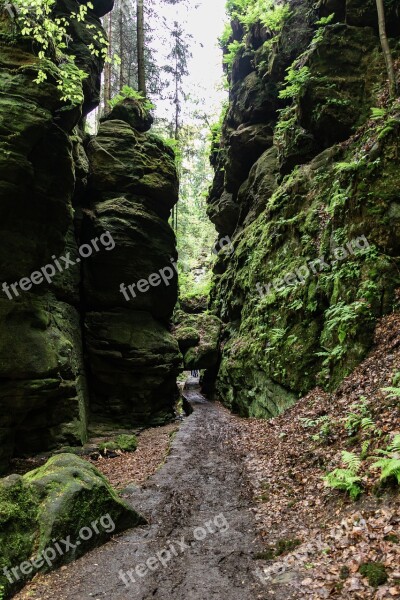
[174,312,222,370]
[101,97,154,132]
[0,454,144,596]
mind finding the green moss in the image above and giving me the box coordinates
[359,562,388,587]
[115,435,138,452]
[255,538,302,561]
[0,454,144,595]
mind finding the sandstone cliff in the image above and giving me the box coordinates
[0,0,181,473]
[208,0,400,417]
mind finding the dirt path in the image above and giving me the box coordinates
[16,384,267,600]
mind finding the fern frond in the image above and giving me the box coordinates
[382,387,400,399]
[361,417,375,430]
[372,458,400,484]
[324,468,362,500]
[342,451,361,473]
[389,435,400,452]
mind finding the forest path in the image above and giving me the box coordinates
[16,382,267,600]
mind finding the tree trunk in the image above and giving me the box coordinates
[119,2,124,89]
[103,13,113,111]
[137,0,146,95]
[376,0,397,98]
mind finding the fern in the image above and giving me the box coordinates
[361,440,371,460]
[370,107,387,120]
[389,435,400,452]
[324,469,362,500]
[361,417,376,431]
[324,451,363,500]
[372,434,400,485]
[342,451,362,472]
[382,386,400,399]
[372,458,400,484]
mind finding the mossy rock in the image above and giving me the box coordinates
[99,435,138,453]
[359,562,388,587]
[175,327,201,352]
[0,454,145,596]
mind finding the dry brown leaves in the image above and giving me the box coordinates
[87,422,179,489]
[231,313,400,599]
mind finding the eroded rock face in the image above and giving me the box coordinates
[208,0,400,418]
[83,114,181,422]
[174,305,222,399]
[0,454,143,595]
[85,310,181,425]
[0,2,180,471]
[0,3,91,472]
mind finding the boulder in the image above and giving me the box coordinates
[174,312,222,370]
[101,97,154,132]
[0,454,144,595]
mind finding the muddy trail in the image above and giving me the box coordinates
[16,382,267,600]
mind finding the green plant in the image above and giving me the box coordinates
[359,562,388,587]
[344,398,371,435]
[372,435,400,485]
[312,13,335,44]
[300,415,330,429]
[222,40,245,70]
[219,21,233,47]
[371,107,387,119]
[10,0,116,106]
[324,451,363,499]
[109,86,155,111]
[279,66,311,100]
[382,386,400,399]
[318,302,371,371]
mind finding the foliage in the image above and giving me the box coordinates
[222,40,245,69]
[221,0,291,72]
[312,13,335,45]
[210,101,229,152]
[382,386,400,399]
[324,451,363,500]
[109,85,155,111]
[372,435,400,485]
[318,301,371,369]
[239,0,291,32]
[9,0,117,106]
[279,66,311,100]
[344,399,376,436]
[219,21,233,48]
[359,563,388,588]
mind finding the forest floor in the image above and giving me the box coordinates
[14,314,400,600]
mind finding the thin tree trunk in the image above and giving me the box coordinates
[103,13,113,111]
[119,2,124,89]
[137,0,146,95]
[376,0,397,97]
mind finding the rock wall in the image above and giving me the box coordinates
[208,0,400,418]
[0,2,180,473]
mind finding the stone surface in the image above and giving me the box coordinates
[101,97,154,132]
[0,453,144,595]
[208,0,400,417]
[174,311,222,371]
[0,0,180,473]
[85,310,182,425]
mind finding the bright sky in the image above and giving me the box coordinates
[155,0,228,122]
